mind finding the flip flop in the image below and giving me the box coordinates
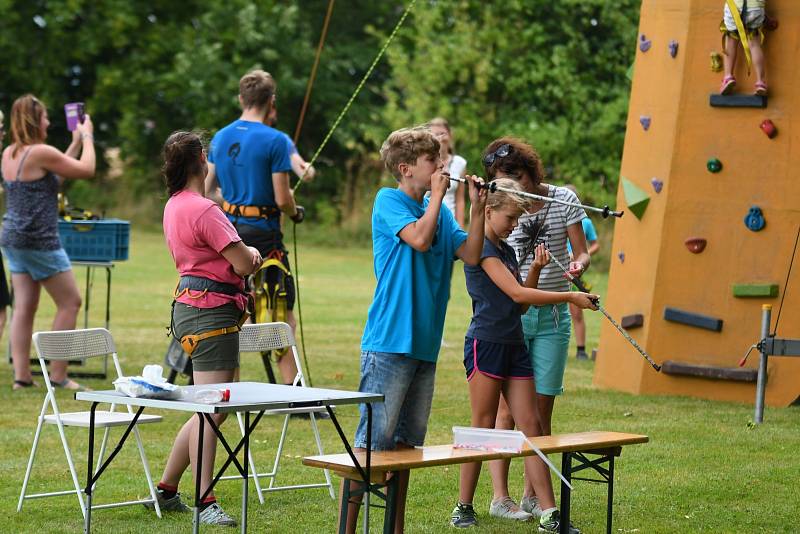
[13,379,39,390]
[52,378,91,391]
[720,75,736,95]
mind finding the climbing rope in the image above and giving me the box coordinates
[291,0,418,194]
[290,0,418,384]
[293,0,336,145]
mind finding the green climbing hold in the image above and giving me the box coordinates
[732,284,778,298]
[707,158,723,173]
[621,177,650,220]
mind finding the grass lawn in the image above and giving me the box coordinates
[1,229,798,533]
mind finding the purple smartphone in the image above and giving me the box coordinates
[64,102,85,131]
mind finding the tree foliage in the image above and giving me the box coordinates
[0,0,639,221]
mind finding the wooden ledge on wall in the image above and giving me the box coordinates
[661,360,758,382]
[709,94,767,108]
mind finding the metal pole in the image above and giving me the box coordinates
[754,304,772,423]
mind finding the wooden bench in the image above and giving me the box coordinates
[304,431,648,534]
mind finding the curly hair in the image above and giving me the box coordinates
[481,136,545,186]
[380,125,440,181]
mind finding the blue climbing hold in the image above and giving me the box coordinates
[744,206,766,232]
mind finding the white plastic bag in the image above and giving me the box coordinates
[114,364,180,399]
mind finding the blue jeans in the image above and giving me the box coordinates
[353,351,436,450]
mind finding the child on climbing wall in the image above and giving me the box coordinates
[720,0,768,95]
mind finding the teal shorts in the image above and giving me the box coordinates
[522,302,571,396]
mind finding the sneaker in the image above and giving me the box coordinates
[450,502,478,528]
[538,509,581,534]
[720,75,736,95]
[489,496,532,521]
[143,489,191,513]
[575,350,589,361]
[520,495,543,518]
[199,502,237,527]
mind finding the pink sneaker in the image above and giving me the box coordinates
[754,81,768,96]
[720,75,736,95]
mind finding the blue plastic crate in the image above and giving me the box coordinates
[58,219,130,262]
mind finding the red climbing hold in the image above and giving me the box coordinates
[760,119,777,139]
[684,237,707,254]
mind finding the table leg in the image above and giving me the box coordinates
[383,474,398,534]
[193,413,205,534]
[560,452,573,534]
[84,402,98,534]
[83,266,91,329]
[364,403,372,534]
[241,411,249,533]
[104,266,111,330]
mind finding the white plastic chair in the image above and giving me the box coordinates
[223,322,334,503]
[18,328,163,519]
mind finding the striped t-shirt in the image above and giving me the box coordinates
[507,185,586,292]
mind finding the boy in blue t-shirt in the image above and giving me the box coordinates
[340,126,486,533]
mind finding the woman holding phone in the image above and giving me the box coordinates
[0,94,95,390]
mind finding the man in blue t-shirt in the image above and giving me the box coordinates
[338,126,486,534]
[205,69,303,385]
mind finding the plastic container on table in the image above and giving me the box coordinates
[452,426,527,453]
[58,218,130,262]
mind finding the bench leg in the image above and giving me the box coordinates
[560,452,572,534]
[606,455,615,534]
[339,480,352,534]
[383,474,398,534]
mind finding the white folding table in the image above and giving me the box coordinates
[76,382,383,533]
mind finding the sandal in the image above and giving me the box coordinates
[52,378,91,391]
[720,75,736,95]
[754,81,768,96]
[13,379,39,390]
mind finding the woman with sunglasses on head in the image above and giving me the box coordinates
[1,94,95,391]
[481,137,591,522]
[429,118,468,227]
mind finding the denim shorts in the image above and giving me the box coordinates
[522,302,571,396]
[353,351,436,450]
[1,246,72,282]
[463,337,533,381]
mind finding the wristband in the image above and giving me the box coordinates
[81,133,94,141]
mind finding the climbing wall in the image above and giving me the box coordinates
[594,0,800,406]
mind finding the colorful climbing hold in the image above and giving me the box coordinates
[651,178,663,193]
[639,34,652,52]
[668,40,679,58]
[732,283,779,298]
[707,158,723,173]
[744,206,766,232]
[684,237,707,254]
[621,177,651,219]
[710,52,723,72]
[639,115,651,131]
[618,251,625,263]
[621,314,644,329]
[760,119,777,139]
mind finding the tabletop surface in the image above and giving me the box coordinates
[76,381,383,413]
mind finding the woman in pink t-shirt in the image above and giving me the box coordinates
[150,131,262,526]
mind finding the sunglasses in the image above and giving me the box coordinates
[482,143,511,166]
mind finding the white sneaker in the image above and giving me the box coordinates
[520,495,544,518]
[199,502,237,526]
[488,496,533,521]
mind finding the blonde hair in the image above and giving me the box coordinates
[428,117,454,154]
[239,69,276,110]
[379,125,440,181]
[486,178,531,214]
[9,94,47,157]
